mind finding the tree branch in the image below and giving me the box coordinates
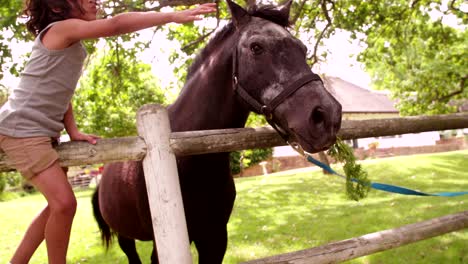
[181,0,221,52]
[181,26,218,52]
[309,0,333,66]
[290,0,307,25]
[439,76,467,101]
[448,0,464,13]
[410,0,421,9]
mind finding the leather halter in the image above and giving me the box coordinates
[232,45,323,141]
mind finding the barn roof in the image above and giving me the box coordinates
[323,76,399,113]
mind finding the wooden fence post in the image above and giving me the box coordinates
[136,104,192,264]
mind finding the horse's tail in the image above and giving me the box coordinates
[92,186,113,249]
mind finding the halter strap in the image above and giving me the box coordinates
[262,73,322,118]
[232,45,322,141]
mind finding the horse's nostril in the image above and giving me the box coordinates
[311,107,325,124]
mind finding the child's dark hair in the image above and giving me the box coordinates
[23,0,84,36]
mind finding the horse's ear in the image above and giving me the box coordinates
[226,0,250,28]
[279,0,293,19]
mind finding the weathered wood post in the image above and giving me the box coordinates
[136,104,192,264]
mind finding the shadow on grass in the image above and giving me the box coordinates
[66,231,155,264]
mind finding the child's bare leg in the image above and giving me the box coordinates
[11,162,77,264]
[9,206,50,264]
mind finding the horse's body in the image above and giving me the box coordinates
[92,1,342,263]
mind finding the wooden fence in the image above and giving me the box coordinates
[1,104,467,263]
[243,211,468,264]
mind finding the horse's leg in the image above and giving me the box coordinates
[194,225,228,264]
[117,235,141,264]
[150,241,159,264]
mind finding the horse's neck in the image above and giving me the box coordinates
[168,44,249,132]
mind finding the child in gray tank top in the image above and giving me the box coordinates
[0,1,217,263]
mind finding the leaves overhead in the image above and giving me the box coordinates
[73,44,166,138]
[1,0,466,126]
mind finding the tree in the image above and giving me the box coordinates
[73,41,166,138]
[303,0,467,115]
[1,0,466,117]
[0,0,30,80]
[166,0,468,116]
[348,0,467,115]
[0,83,8,106]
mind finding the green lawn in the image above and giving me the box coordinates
[1,150,467,264]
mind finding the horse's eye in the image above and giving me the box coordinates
[250,43,263,55]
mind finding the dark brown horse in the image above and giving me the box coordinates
[92,0,342,263]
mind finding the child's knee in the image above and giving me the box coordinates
[52,196,77,217]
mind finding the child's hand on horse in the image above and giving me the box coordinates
[173,3,217,24]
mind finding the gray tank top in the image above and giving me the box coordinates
[0,22,87,138]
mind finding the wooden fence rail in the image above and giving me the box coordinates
[0,112,466,172]
[243,210,468,264]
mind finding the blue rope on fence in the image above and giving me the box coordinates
[306,155,468,197]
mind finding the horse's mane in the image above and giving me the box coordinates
[186,4,291,79]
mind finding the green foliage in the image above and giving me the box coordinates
[73,44,166,138]
[229,112,270,174]
[327,138,370,201]
[0,174,5,194]
[245,112,267,127]
[230,148,273,175]
[2,171,22,188]
[164,0,467,116]
[1,0,466,117]
[0,0,29,80]
[354,1,468,115]
[229,151,242,174]
[166,17,219,85]
[0,83,8,106]
[295,0,466,115]
[0,171,23,195]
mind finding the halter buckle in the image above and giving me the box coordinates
[288,141,306,157]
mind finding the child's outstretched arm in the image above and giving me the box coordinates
[56,3,217,45]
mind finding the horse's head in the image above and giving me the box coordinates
[228,0,342,153]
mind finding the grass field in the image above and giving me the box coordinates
[0,150,467,263]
